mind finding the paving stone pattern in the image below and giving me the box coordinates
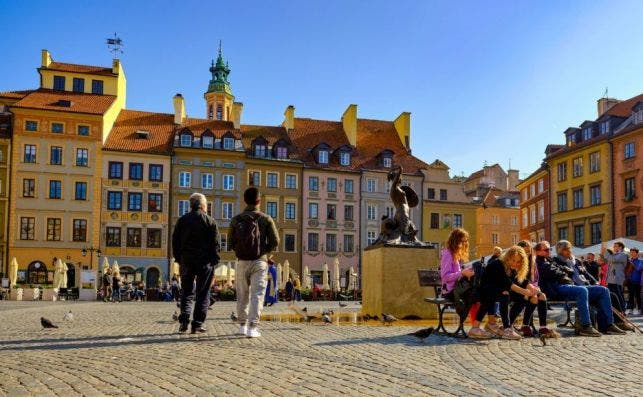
[0,301,640,397]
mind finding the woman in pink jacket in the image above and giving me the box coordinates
[440,228,474,300]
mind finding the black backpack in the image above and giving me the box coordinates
[233,213,262,260]
[453,257,486,320]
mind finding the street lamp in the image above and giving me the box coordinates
[81,246,101,270]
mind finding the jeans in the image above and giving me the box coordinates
[179,263,214,327]
[112,288,121,302]
[626,281,641,311]
[607,284,625,312]
[508,294,548,328]
[236,259,268,328]
[557,284,614,327]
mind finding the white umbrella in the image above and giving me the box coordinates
[112,260,120,275]
[277,263,283,289]
[322,262,329,290]
[283,260,290,285]
[101,256,110,273]
[226,264,233,284]
[62,261,68,289]
[333,258,340,291]
[53,259,63,290]
[349,266,356,290]
[303,266,310,289]
[9,257,18,287]
[171,259,180,278]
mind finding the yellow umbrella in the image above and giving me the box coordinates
[277,263,283,289]
[62,261,69,289]
[9,257,18,287]
[302,266,310,289]
[349,266,357,290]
[101,256,110,274]
[226,263,233,284]
[53,259,63,290]
[283,260,290,285]
[322,262,329,290]
[333,258,340,291]
[171,259,180,278]
[112,260,120,275]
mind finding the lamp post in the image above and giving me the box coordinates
[82,246,101,291]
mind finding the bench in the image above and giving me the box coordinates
[419,269,468,338]
[548,300,576,328]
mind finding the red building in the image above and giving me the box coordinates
[611,124,642,241]
[517,165,550,243]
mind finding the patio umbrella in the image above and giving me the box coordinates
[302,266,310,289]
[171,259,180,278]
[349,266,356,290]
[283,260,290,285]
[333,258,340,291]
[101,256,110,274]
[61,261,68,289]
[277,263,283,289]
[112,260,120,275]
[9,257,18,287]
[53,258,64,289]
[322,262,329,290]
[226,264,233,284]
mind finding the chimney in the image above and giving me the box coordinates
[342,104,358,147]
[41,49,52,68]
[394,112,411,150]
[283,105,295,130]
[232,102,243,129]
[112,59,121,75]
[597,97,620,117]
[507,169,520,191]
[173,94,186,125]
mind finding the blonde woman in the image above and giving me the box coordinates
[439,228,474,300]
[111,269,122,303]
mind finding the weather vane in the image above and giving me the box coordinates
[106,33,124,56]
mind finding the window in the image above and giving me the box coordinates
[308,203,318,219]
[73,219,87,242]
[77,125,90,136]
[20,217,35,240]
[285,174,296,189]
[582,127,592,141]
[512,234,519,245]
[24,145,36,163]
[202,136,214,149]
[558,192,568,212]
[254,144,267,158]
[308,233,319,251]
[557,162,567,182]
[23,179,35,197]
[430,213,439,229]
[207,202,213,217]
[76,148,88,167]
[573,225,584,247]
[345,179,354,194]
[222,203,234,220]
[72,78,85,92]
[590,222,602,245]
[537,202,544,222]
[25,120,38,131]
[284,234,295,252]
[108,162,123,179]
[511,216,519,226]
[530,206,536,225]
[367,179,376,193]
[385,206,394,218]
[367,205,377,221]
[128,193,142,211]
[129,163,143,180]
[625,215,637,237]
[46,218,61,241]
[367,230,376,245]
[572,157,583,177]
[318,150,329,164]
[590,185,601,206]
[149,164,163,181]
[625,177,636,199]
[452,214,462,228]
[327,204,336,220]
[147,229,162,248]
[148,193,162,212]
[75,182,87,200]
[91,79,103,94]
[492,233,499,245]
[53,75,65,90]
[344,205,354,221]
[309,176,319,191]
[219,234,228,251]
[588,152,600,173]
[51,122,64,133]
[126,228,141,247]
[49,180,61,199]
[106,227,121,247]
[201,173,213,189]
[248,171,260,187]
[267,173,278,188]
[383,157,392,168]
[107,191,122,210]
[439,189,447,201]
[427,188,435,200]
[522,209,528,227]
[573,189,583,209]
[276,146,288,159]
[223,137,234,150]
[327,178,337,192]
[343,235,354,252]
[624,142,635,159]
[530,184,536,198]
[180,134,192,147]
[285,203,296,220]
[492,215,499,225]
[326,234,337,252]
[179,171,191,188]
[216,104,223,120]
[600,121,609,134]
[50,146,63,165]
[267,201,278,219]
[178,200,189,216]
[558,227,568,241]
[340,152,350,166]
[223,174,234,190]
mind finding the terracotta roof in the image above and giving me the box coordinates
[464,164,503,183]
[11,89,116,115]
[42,62,116,77]
[240,124,301,160]
[0,90,34,100]
[104,109,175,155]
[177,118,239,139]
[604,93,643,118]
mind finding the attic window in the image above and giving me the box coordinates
[223,137,234,150]
[582,127,592,141]
[254,144,267,158]
[203,136,214,148]
[383,157,392,168]
[340,152,350,166]
[180,134,192,147]
[636,111,643,124]
[135,130,150,139]
[276,146,288,159]
[57,99,73,107]
[600,121,609,134]
[318,150,329,164]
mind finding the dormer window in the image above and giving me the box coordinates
[340,152,351,166]
[180,134,192,147]
[203,136,214,148]
[223,137,234,150]
[135,130,150,139]
[567,135,575,145]
[318,150,329,164]
[276,146,288,159]
[582,127,592,141]
[383,157,392,168]
[254,144,267,158]
[600,121,609,134]
[636,111,643,124]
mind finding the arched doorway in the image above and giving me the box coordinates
[146,267,160,289]
[66,263,76,288]
[27,261,48,284]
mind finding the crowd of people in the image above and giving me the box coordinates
[440,228,641,339]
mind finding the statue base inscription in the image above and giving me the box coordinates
[362,244,438,320]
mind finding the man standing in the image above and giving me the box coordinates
[602,241,628,313]
[264,257,278,307]
[172,193,219,334]
[585,253,600,283]
[230,187,279,338]
[627,248,642,315]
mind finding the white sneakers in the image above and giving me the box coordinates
[238,325,248,335]
[238,324,261,338]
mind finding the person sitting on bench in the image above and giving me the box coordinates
[440,228,474,301]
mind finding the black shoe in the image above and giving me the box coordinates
[191,325,207,334]
[579,325,601,337]
[178,323,189,333]
[606,324,626,335]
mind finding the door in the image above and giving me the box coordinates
[146,267,160,289]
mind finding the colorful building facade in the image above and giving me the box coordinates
[611,119,642,241]
[474,188,520,256]
[516,165,549,243]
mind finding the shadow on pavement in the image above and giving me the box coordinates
[313,333,480,348]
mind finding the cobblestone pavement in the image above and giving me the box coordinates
[0,300,641,397]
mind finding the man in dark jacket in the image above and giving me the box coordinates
[584,253,600,282]
[172,193,219,333]
[535,241,624,337]
[230,187,279,338]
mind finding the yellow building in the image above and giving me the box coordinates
[475,188,520,256]
[0,113,11,276]
[0,50,125,287]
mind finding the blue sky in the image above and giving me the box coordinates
[2,0,642,177]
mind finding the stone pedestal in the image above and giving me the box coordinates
[362,245,438,319]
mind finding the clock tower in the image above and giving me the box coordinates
[204,42,234,120]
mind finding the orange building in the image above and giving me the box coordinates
[475,188,520,256]
[611,123,642,241]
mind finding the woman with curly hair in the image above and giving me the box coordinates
[439,228,474,300]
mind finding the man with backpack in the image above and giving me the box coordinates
[230,187,280,338]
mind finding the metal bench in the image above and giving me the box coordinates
[418,269,467,338]
[548,300,576,328]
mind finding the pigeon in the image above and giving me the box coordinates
[172,311,179,322]
[339,302,348,308]
[63,310,74,321]
[41,317,58,329]
[338,293,350,300]
[382,313,398,325]
[362,314,371,321]
[322,314,332,324]
[304,315,317,323]
[302,307,308,312]
[230,312,238,322]
[539,334,547,346]
[321,309,334,316]
[408,327,434,340]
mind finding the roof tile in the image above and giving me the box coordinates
[12,89,116,115]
